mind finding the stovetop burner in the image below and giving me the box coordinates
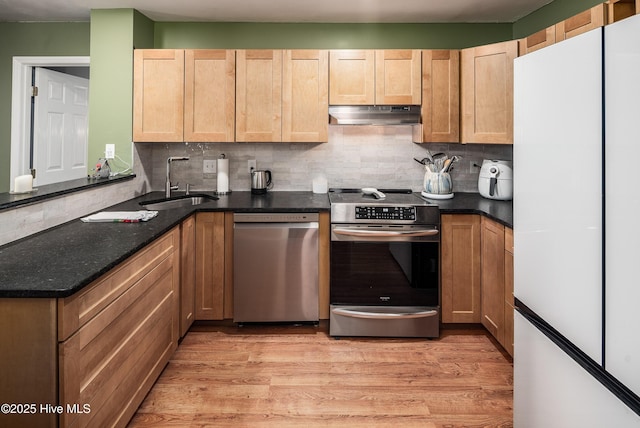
[328,188,433,206]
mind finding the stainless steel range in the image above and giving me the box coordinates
[328,188,441,338]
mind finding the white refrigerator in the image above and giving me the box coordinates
[513,14,640,427]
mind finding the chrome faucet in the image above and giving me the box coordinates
[165,156,189,198]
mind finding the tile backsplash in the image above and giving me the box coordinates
[140,126,512,193]
[1,127,511,246]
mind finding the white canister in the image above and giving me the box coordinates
[14,174,33,193]
[312,177,328,194]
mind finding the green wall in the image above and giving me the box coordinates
[154,22,512,49]
[0,22,89,193]
[514,0,604,38]
[0,0,609,194]
[88,9,154,174]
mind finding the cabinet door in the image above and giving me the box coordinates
[503,227,514,356]
[519,26,556,55]
[195,212,225,320]
[556,3,606,41]
[180,215,196,337]
[606,0,638,24]
[133,49,184,142]
[441,214,481,323]
[184,50,235,142]
[481,217,505,343]
[282,50,328,143]
[419,50,459,143]
[329,50,375,105]
[375,50,421,104]
[236,50,282,142]
[461,40,517,144]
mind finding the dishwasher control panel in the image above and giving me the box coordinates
[233,213,320,223]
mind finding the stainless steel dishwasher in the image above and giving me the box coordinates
[233,213,319,323]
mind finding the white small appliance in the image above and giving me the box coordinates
[478,160,513,200]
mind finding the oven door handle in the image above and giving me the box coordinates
[331,307,438,320]
[332,227,439,238]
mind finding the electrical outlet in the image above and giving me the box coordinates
[248,159,257,173]
[469,160,478,173]
[203,159,216,174]
[105,144,115,159]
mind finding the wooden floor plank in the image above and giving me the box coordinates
[128,323,513,427]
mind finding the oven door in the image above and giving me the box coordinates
[330,224,439,307]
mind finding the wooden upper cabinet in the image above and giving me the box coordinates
[282,50,329,143]
[461,40,517,144]
[329,50,375,105]
[133,49,184,142]
[418,50,459,143]
[606,0,639,23]
[329,50,420,105]
[519,26,556,56]
[184,50,235,142]
[556,3,607,41]
[236,50,283,142]
[375,50,422,104]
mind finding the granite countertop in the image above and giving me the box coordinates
[0,191,330,298]
[424,192,513,228]
[0,174,136,211]
[0,191,511,298]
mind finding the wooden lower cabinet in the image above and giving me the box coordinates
[480,217,506,346]
[440,214,481,323]
[58,228,180,428]
[442,214,513,356]
[503,227,514,356]
[195,212,227,320]
[180,215,196,336]
[0,228,180,428]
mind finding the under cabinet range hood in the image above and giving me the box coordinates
[329,105,421,125]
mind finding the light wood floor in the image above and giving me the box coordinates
[128,323,513,427]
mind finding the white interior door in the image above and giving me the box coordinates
[33,68,89,186]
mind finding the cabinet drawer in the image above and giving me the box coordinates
[59,239,179,427]
[58,230,178,341]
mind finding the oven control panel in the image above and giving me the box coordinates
[355,206,415,221]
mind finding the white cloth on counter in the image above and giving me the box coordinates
[80,211,158,223]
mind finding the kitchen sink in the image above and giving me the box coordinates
[139,194,218,210]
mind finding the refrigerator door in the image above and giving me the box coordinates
[605,13,640,397]
[514,312,640,427]
[514,29,603,363]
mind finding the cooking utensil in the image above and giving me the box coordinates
[362,187,386,200]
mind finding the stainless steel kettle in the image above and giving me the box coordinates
[250,169,273,194]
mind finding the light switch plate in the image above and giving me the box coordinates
[203,159,216,174]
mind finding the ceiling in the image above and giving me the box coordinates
[0,0,553,23]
